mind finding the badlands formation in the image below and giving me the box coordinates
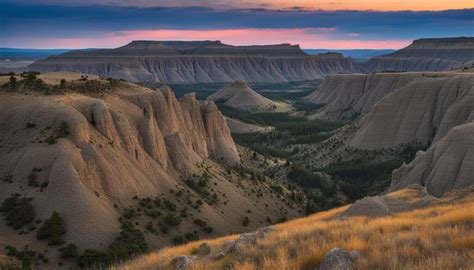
[305,70,474,196]
[368,37,474,72]
[0,73,301,258]
[28,41,360,83]
[27,38,474,84]
[207,80,284,111]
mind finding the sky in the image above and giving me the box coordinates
[1,0,473,49]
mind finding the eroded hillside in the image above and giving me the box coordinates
[0,72,304,269]
[28,41,361,83]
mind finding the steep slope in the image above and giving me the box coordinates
[0,74,301,264]
[225,117,273,134]
[390,123,474,197]
[28,41,361,83]
[304,73,421,120]
[349,73,473,150]
[207,81,278,111]
[115,186,474,270]
[368,37,474,72]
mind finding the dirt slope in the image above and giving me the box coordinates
[0,74,301,264]
[207,81,280,111]
[115,186,474,270]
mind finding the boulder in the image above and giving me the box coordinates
[318,248,358,270]
[170,255,198,269]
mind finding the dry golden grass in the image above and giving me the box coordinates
[114,189,474,270]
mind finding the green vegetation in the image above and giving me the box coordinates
[109,223,148,262]
[0,194,35,230]
[146,80,321,100]
[2,71,122,95]
[163,213,182,226]
[242,216,250,227]
[46,121,70,145]
[228,106,343,158]
[287,164,335,196]
[36,211,66,245]
[59,243,79,259]
[78,249,109,268]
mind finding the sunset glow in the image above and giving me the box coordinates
[263,0,474,11]
[2,1,473,49]
[16,28,411,49]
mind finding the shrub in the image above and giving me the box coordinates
[193,218,206,227]
[27,173,39,187]
[56,121,70,138]
[242,216,250,227]
[45,136,57,145]
[5,245,17,256]
[36,211,66,245]
[109,227,148,262]
[26,122,36,128]
[59,243,78,259]
[203,226,214,234]
[78,249,108,268]
[172,236,185,245]
[0,194,35,230]
[164,213,181,226]
[9,76,16,86]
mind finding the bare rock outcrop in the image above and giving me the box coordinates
[349,73,473,150]
[390,123,474,197]
[28,41,361,83]
[318,248,359,270]
[341,185,436,217]
[0,82,240,248]
[368,37,474,72]
[170,255,198,270]
[304,73,420,120]
[207,80,276,111]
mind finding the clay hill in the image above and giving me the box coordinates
[368,37,474,72]
[305,70,474,196]
[28,41,360,83]
[116,185,474,270]
[207,80,281,111]
[0,73,301,268]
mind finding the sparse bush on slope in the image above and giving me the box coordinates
[36,211,66,245]
[113,188,474,270]
[0,194,35,230]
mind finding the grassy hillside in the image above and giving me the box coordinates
[114,188,474,270]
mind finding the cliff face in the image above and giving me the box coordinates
[367,37,474,72]
[304,73,421,120]
[0,82,240,248]
[349,74,473,150]
[390,123,474,197]
[28,41,361,83]
[305,72,473,150]
[306,70,473,196]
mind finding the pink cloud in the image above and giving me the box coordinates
[13,28,411,49]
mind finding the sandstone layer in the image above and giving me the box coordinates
[28,41,360,83]
[0,74,308,258]
[349,73,473,150]
[368,37,474,72]
[390,123,474,197]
